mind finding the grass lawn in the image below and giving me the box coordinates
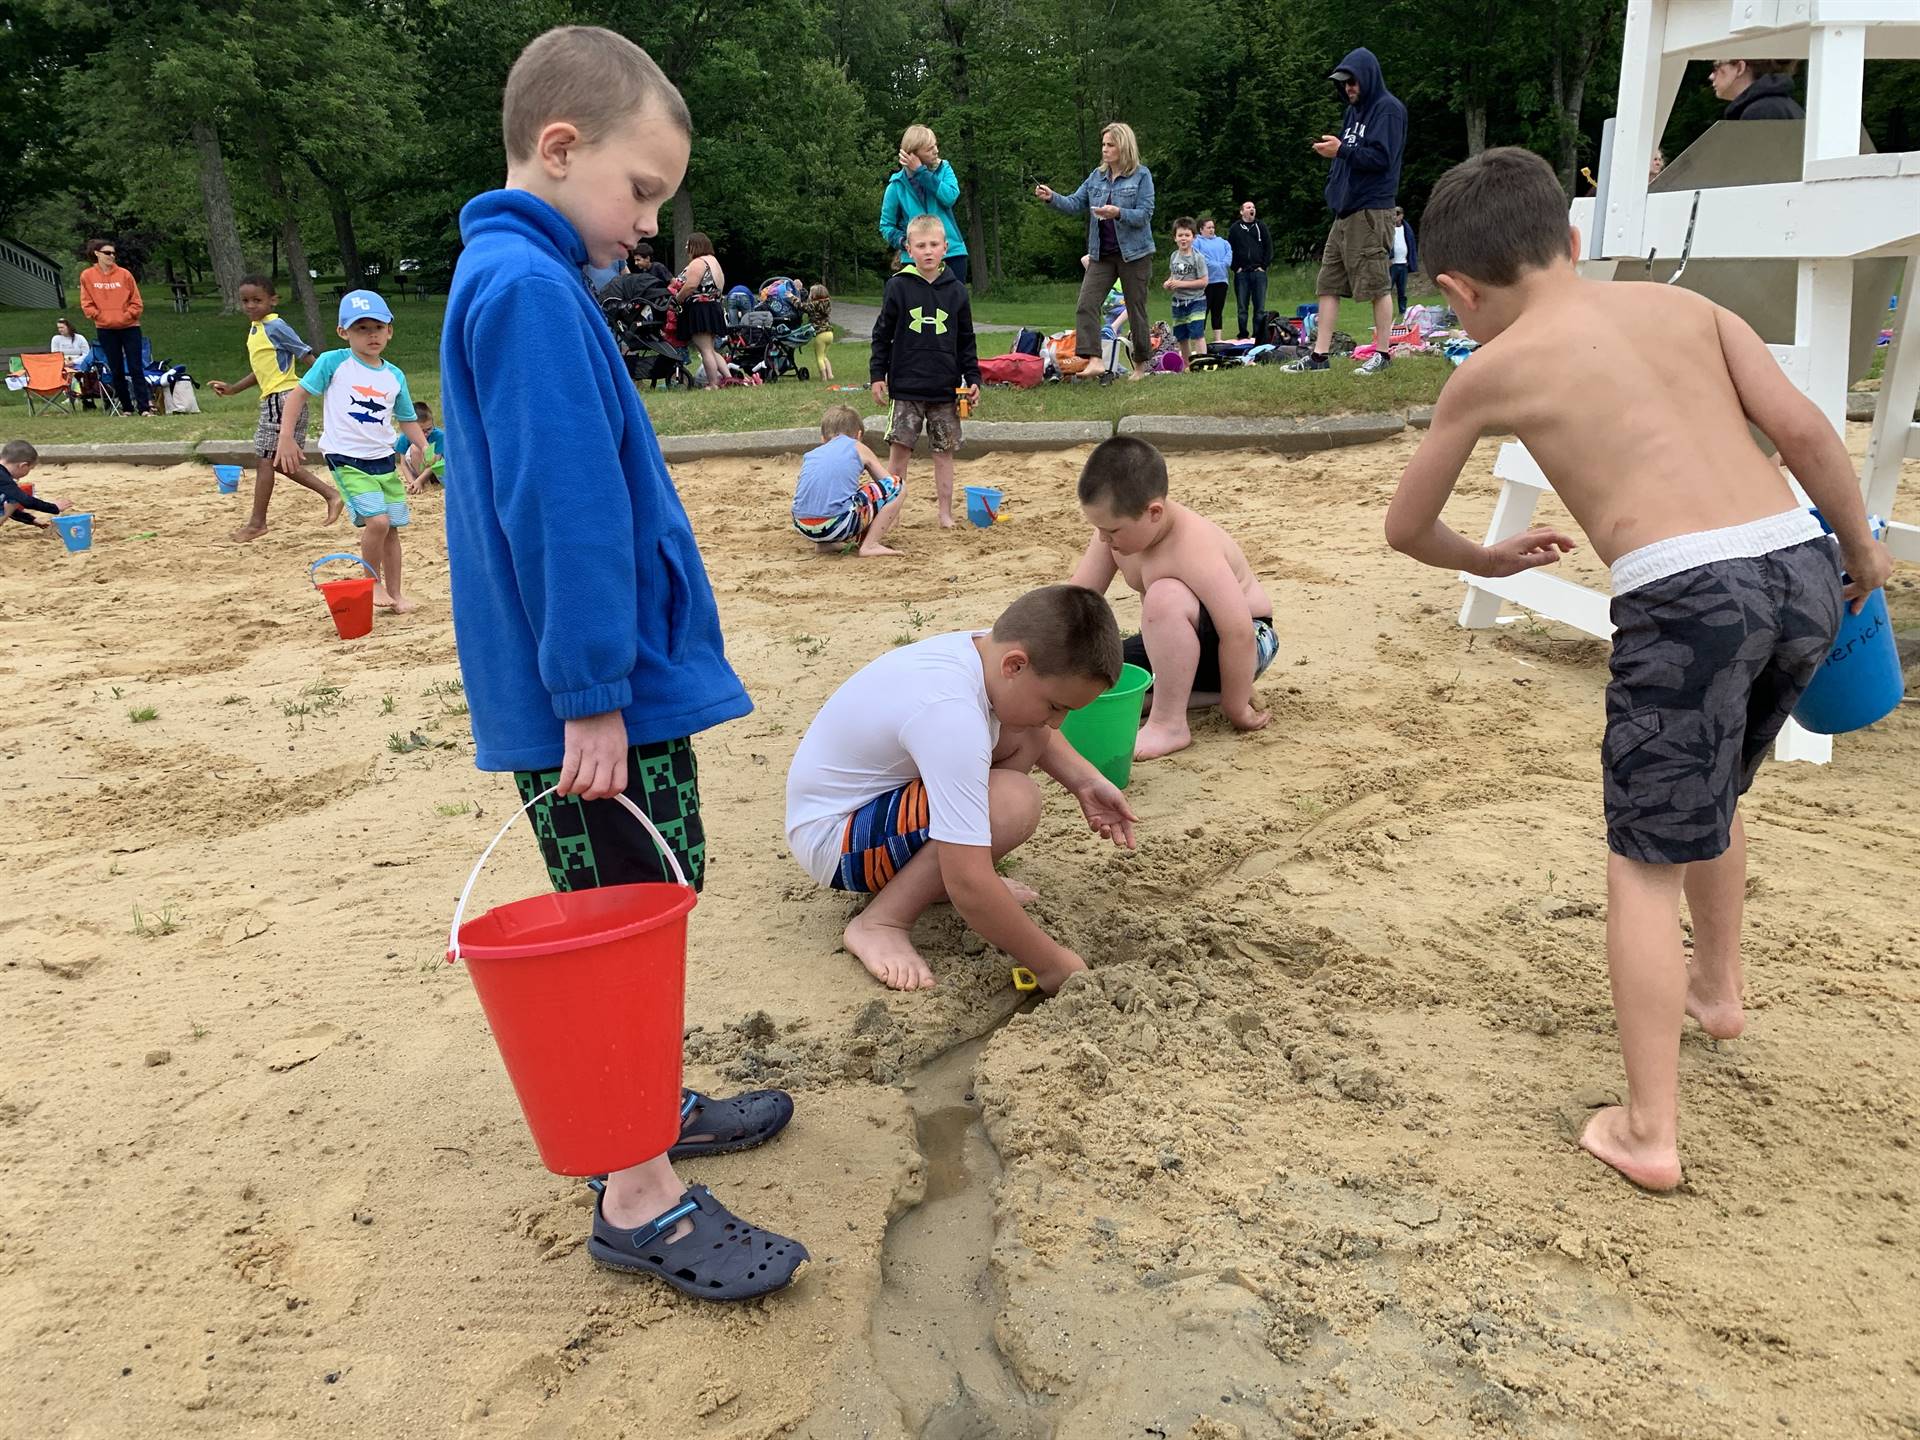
[2,274,1450,448]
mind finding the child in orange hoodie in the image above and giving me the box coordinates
[79,238,152,416]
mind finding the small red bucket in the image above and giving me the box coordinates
[308,552,377,640]
[448,788,694,1176]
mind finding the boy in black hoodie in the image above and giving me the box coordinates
[1285,46,1408,376]
[871,214,981,529]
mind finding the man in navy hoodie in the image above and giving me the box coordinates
[1284,47,1407,376]
[441,26,808,1302]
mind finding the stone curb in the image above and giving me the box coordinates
[194,440,327,466]
[28,442,201,466]
[950,420,1111,457]
[1115,413,1405,453]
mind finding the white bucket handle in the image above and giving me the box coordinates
[448,783,690,964]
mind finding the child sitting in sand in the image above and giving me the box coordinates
[275,290,430,613]
[396,400,448,491]
[786,585,1138,995]
[207,274,341,542]
[1383,147,1891,1192]
[791,404,904,557]
[1,439,64,530]
[1068,436,1278,761]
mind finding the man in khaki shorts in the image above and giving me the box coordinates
[1284,46,1407,377]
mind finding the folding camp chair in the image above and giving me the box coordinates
[21,354,77,418]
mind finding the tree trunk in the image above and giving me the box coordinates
[322,179,364,290]
[270,231,278,280]
[1465,104,1488,156]
[671,183,694,269]
[990,188,1003,284]
[255,138,323,341]
[189,118,248,314]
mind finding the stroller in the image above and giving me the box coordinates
[601,270,694,388]
[754,277,815,381]
[722,305,780,382]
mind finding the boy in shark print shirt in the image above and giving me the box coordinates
[277,289,431,613]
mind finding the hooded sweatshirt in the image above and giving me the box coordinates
[869,264,980,402]
[440,189,751,772]
[878,162,968,265]
[1323,47,1407,218]
[1725,72,1804,120]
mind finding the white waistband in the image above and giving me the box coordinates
[1610,509,1825,596]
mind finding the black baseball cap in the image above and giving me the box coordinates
[1329,66,1356,83]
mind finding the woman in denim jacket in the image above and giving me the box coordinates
[1035,122,1156,381]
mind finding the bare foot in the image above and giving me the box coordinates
[323,496,344,526]
[938,511,956,530]
[373,586,396,609]
[229,525,267,544]
[388,595,419,615]
[1575,1104,1682,1192]
[1001,875,1040,906]
[857,541,902,557]
[1685,972,1746,1040]
[844,912,937,990]
[1134,720,1191,760]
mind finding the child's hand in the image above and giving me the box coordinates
[1841,537,1894,614]
[404,472,424,496]
[408,443,427,475]
[1226,703,1271,733]
[273,439,304,476]
[964,384,980,406]
[558,712,629,801]
[1073,775,1138,850]
[870,380,888,406]
[209,380,231,397]
[1480,526,1577,577]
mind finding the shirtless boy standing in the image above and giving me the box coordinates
[1069,436,1279,760]
[1384,147,1891,1191]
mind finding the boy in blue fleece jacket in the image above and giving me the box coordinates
[1286,46,1408,376]
[440,25,807,1302]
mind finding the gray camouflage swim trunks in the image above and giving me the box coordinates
[1602,512,1841,865]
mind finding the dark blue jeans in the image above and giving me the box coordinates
[1391,263,1409,314]
[1233,269,1267,338]
[96,326,150,414]
[945,254,969,286]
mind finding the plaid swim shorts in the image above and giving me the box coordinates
[256,390,307,458]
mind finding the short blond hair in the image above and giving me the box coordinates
[820,404,864,440]
[502,27,691,165]
[900,124,937,159]
[1102,122,1140,177]
[906,214,945,243]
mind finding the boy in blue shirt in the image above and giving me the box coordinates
[791,403,903,556]
[274,290,430,612]
[440,25,807,1301]
[395,400,447,489]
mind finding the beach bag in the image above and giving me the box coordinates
[1046,329,1089,376]
[979,353,1044,389]
[166,378,200,413]
[1013,327,1043,356]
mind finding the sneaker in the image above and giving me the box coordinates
[1354,352,1392,376]
[1280,352,1330,373]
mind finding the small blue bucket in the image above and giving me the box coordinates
[964,486,1003,528]
[1792,512,1904,735]
[51,512,93,552]
[214,463,243,494]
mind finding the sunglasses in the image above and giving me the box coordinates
[98,249,116,256]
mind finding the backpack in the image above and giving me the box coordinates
[979,353,1044,389]
[1256,312,1302,348]
[1013,327,1043,356]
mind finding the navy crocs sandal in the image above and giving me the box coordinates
[669,1087,794,1160]
[588,1184,809,1300]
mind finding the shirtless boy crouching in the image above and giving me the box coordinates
[1068,436,1279,760]
[1384,147,1891,1191]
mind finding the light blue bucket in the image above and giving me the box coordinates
[964,486,1003,527]
[51,512,94,552]
[214,463,243,494]
[1792,512,1903,735]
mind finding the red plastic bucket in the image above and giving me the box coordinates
[308,552,376,640]
[448,788,694,1176]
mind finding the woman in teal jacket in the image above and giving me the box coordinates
[1034,121,1156,382]
[877,125,969,284]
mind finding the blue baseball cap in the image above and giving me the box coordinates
[338,289,393,328]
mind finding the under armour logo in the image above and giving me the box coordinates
[907,306,949,335]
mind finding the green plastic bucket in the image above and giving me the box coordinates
[1060,663,1153,789]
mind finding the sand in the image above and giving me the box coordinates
[1,430,1916,1440]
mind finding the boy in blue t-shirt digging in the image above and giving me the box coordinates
[440,26,807,1301]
